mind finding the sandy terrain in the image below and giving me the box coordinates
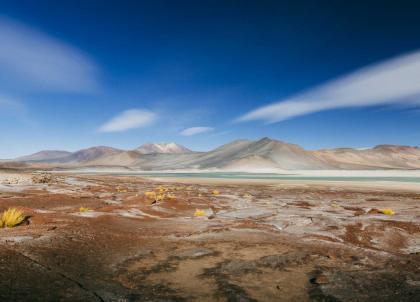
[0,171,419,301]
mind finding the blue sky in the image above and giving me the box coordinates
[1,0,420,158]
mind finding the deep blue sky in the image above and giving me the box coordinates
[1,0,420,157]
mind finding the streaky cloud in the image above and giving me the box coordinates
[179,126,214,136]
[237,50,420,123]
[0,95,19,107]
[0,94,26,112]
[99,109,156,133]
[0,94,34,126]
[0,16,99,93]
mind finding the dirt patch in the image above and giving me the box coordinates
[0,173,419,301]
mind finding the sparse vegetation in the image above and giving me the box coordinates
[145,191,157,200]
[166,193,177,201]
[145,188,177,203]
[194,209,205,217]
[1,208,26,228]
[157,186,168,193]
[116,186,128,193]
[380,208,395,215]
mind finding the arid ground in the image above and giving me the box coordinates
[0,172,419,302]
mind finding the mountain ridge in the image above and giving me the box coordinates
[13,139,420,170]
[136,142,191,154]
[15,150,72,162]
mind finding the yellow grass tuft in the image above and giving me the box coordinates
[212,190,220,195]
[380,208,395,215]
[116,186,128,193]
[166,194,177,201]
[1,208,26,228]
[79,207,89,213]
[145,191,177,203]
[194,209,205,217]
[145,191,157,200]
[331,202,341,209]
[157,186,168,193]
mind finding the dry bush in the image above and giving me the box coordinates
[1,208,26,228]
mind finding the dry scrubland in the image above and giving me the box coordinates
[0,172,419,301]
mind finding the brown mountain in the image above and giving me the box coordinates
[17,146,124,164]
[314,144,420,169]
[15,150,72,162]
[14,139,420,170]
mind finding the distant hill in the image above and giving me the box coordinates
[16,147,123,164]
[60,146,124,163]
[0,161,30,170]
[136,142,191,154]
[14,138,420,170]
[15,150,71,162]
[314,144,420,169]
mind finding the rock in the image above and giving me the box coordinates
[311,274,329,285]
[0,176,27,185]
[219,259,258,275]
[367,208,382,215]
[259,252,308,269]
[218,208,274,219]
[32,173,54,184]
[3,236,34,243]
[265,216,313,232]
[171,247,215,259]
[104,200,121,205]
[4,178,18,184]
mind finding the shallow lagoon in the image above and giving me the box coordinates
[83,171,420,183]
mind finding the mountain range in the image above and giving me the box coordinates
[135,142,191,154]
[12,139,420,171]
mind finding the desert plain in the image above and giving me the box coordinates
[0,171,419,302]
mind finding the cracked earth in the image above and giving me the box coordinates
[0,173,419,301]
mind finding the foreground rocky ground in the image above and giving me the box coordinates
[0,172,419,301]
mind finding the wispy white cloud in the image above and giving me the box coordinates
[99,109,156,133]
[0,94,26,113]
[0,94,35,126]
[179,126,214,136]
[237,50,420,123]
[0,16,99,93]
[0,94,19,107]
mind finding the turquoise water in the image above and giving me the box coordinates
[92,172,420,183]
